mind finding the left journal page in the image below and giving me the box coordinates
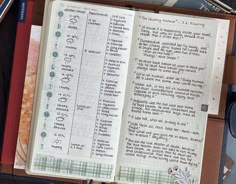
[26,0,135,181]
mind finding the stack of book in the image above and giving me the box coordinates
[0,0,14,22]
[1,0,236,183]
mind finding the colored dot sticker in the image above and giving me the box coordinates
[41,132,47,138]
[50,71,55,77]
[53,51,58,57]
[58,11,64,17]
[55,31,61,37]
[44,111,50,117]
[47,92,53,97]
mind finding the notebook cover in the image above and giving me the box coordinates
[14,1,235,183]
[201,118,225,184]
[0,0,34,173]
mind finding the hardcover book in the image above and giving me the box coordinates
[14,25,41,170]
[25,0,230,183]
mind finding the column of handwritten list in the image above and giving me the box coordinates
[69,14,111,156]
[70,13,134,160]
[36,2,134,162]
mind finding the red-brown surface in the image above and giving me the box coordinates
[0,0,34,170]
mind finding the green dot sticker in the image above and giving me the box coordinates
[55,31,61,37]
[44,111,50,117]
[41,132,47,138]
[53,51,58,57]
[58,11,64,17]
[50,71,55,77]
[47,92,53,98]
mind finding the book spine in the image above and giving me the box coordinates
[17,0,27,23]
[0,0,34,171]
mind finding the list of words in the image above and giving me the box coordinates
[35,2,134,163]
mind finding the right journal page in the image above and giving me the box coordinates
[115,11,229,184]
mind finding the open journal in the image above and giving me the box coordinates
[26,0,229,183]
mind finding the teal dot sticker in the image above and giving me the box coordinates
[55,31,61,37]
[47,92,53,98]
[41,132,47,138]
[58,11,64,17]
[53,51,58,57]
[44,111,50,117]
[50,71,55,77]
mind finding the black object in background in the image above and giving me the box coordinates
[0,1,18,154]
[227,90,236,138]
[227,102,236,138]
[219,0,236,8]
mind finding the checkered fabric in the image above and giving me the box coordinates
[116,166,174,184]
[33,154,113,179]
